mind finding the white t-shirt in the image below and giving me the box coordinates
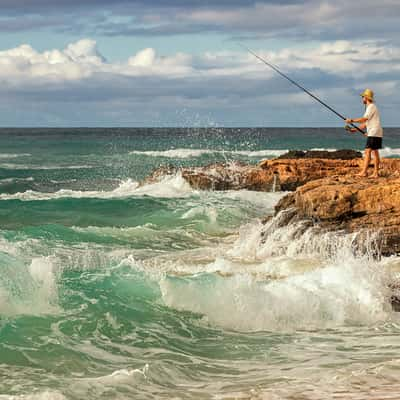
[363,103,383,137]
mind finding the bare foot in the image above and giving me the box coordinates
[371,173,379,178]
[357,172,368,177]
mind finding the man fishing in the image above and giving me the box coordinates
[241,45,384,177]
[345,89,383,178]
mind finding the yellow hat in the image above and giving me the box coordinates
[360,88,374,101]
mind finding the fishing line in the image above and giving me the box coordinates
[239,43,365,135]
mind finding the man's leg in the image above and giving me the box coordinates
[359,148,371,176]
[372,149,380,178]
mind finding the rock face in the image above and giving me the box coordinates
[275,176,400,256]
[259,158,400,191]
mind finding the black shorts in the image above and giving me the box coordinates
[365,136,382,150]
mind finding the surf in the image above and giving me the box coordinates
[1,127,400,400]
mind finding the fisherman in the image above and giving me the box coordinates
[346,89,383,178]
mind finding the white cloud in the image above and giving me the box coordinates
[63,39,105,64]
[0,38,398,126]
[0,38,398,85]
[0,39,100,83]
[128,47,156,67]
[247,40,400,87]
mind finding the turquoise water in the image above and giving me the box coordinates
[0,128,400,399]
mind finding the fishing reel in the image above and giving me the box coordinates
[344,125,355,132]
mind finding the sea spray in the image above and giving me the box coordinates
[158,220,393,332]
[0,253,59,315]
[159,261,390,332]
[129,148,288,159]
[230,209,386,261]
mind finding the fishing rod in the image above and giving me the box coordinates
[239,43,365,135]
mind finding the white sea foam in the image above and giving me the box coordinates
[28,257,58,309]
[310,148,337,152]
[89,364,149,385]
[227,211,384,261]
[0,393,66,400]
[0,177,34,184]
[160,255,392,332]
[380,147,400,157]
[129,148,288,158]
[131,172,194,197]
[0,153,31,159]
[0,173,194,201]
[320,146,400,158]
[70,364,149,396]
[0,254,59,316]
[222,190,287,211]
[49,179,78,184]
[129,147,398,160]
[0,163,94,170]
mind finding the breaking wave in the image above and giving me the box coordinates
[128,146,400,160]
[0,164,94,170]
[0,153,31,159]
[380,147,400,157]
[155,212,395,332]
[0,173,194,201]
[129,148,288,158]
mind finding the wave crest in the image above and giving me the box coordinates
[129,148,288,159]
[0,173,194,201]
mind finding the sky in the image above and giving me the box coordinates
[0,0,399,127]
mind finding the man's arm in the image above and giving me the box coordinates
[345,117,368,124]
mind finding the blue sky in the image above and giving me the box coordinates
[0,0,399,127]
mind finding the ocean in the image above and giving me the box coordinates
[0,127,400,399]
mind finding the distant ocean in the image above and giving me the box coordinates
[0,127,400,399]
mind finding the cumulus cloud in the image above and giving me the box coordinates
[0,39,103,83]
[0,38,398,83]
[0,38,398,126]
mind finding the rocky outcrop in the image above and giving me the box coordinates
[274,176,400,256]
[146,157,400,192]
[259,158,400,191]
[144,162,278,191]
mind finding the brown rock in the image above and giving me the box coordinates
[145,161,278,191]
[260,158,400,191]
[275,176,400,256]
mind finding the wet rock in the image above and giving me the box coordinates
[275,176,400,256]
[145,161,277,191]
[278,149,362,160]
